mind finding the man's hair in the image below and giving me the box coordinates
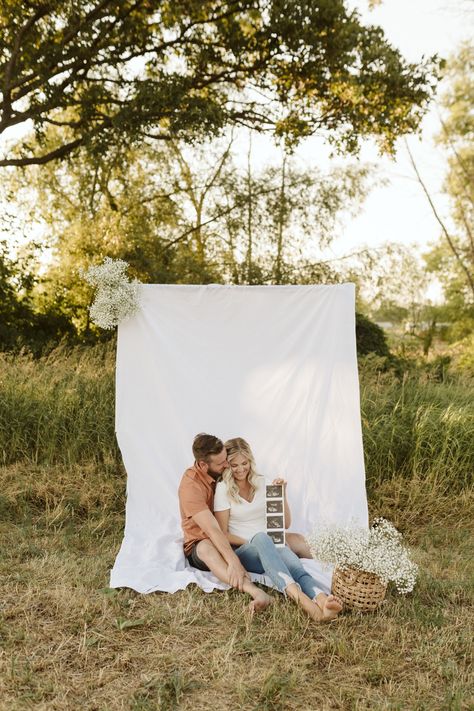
[192,433,224,463]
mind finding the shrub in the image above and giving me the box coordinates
[356,313,390,357]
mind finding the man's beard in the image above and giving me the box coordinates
[207,467,223,481]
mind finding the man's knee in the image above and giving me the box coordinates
[195,539,221,564]
[194,540,231,584]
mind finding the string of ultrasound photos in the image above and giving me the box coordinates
[265,484,285,547]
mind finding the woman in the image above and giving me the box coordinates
[214,437,343,622]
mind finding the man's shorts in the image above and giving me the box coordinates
[186,541,210,571]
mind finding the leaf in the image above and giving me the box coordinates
[85,635,100,647]
[115,617,146,631]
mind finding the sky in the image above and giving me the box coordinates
[1,0,473,299]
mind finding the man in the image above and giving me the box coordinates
[178,432,271,611]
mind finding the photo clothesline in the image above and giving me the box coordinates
[265,483,286,547]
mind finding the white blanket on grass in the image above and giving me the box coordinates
[110,284,368,594]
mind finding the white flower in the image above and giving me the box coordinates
[80,257,142,329]
[306,517,418,594]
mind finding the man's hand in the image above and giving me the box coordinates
[227,558,249,591]
[191,509,250,589]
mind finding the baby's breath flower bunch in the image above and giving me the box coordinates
[307,518,418,594]
[80,257,142,330]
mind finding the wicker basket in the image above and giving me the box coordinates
[331,566,387,611]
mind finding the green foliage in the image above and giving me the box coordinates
[0,240,32,349]
[0,1,439,166]
[355,312,390,357]
[425,41,474,329]
[355,243,432,329]
[358,356,474,491]
[0,342,119,465]
[370,299,409,325]
[447,333,474,377]
[425,240,474,340]
[3,137,373,339]
[1,344,473,497]
[0,240,75,352]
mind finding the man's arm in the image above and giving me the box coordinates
[193,509,249,590]
[214,509,248,546]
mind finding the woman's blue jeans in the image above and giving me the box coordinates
[234,531,322,599]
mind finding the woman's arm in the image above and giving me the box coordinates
[214,509,248,546]
[272,477,291,528]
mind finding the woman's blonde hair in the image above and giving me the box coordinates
[223,437,262,503]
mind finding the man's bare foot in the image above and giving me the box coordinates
[248,589,272,614]
[315,593,343,621]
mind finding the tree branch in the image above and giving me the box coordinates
[0,138,83,166]
[405,139,474,297]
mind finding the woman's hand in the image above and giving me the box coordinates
[272,477,287,490]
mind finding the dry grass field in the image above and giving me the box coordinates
[1,345,473,709]
[1,462,473,711]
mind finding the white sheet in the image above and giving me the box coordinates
[110,284,368,593]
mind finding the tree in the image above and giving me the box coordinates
[215,151,372,284]
[3,138,192,333]
[0,239,73,351]
[435,43,474,293]
[0,239,30,348]
[351,243,433,325]
[0,1,438,167]
[4,128,374,334]
[421,42,474,339]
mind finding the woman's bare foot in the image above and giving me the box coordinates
[285,583,326,621]
[315,593,343,621]
[248,589,272,614]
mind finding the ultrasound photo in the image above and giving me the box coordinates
[268,531,285,545]
[266,484,283,499]
[267,515,284,529]
[266,500,283,514]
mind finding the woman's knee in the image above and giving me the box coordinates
[250,531,272,546]
[279,546,303,570]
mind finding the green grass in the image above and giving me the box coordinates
[359,357,474,492]
[0,342,119,467]
[0,344,473,709]
[0,464,472,710]
[1,343,473,494]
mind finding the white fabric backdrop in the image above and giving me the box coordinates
[110,284,368,594]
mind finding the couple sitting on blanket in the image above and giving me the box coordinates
[178,433,343,623]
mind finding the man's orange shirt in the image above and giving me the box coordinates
[178,464,216,555]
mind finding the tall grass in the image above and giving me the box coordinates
[359,357,474,491]
[0,343,473,490]
[0,342,119,467]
